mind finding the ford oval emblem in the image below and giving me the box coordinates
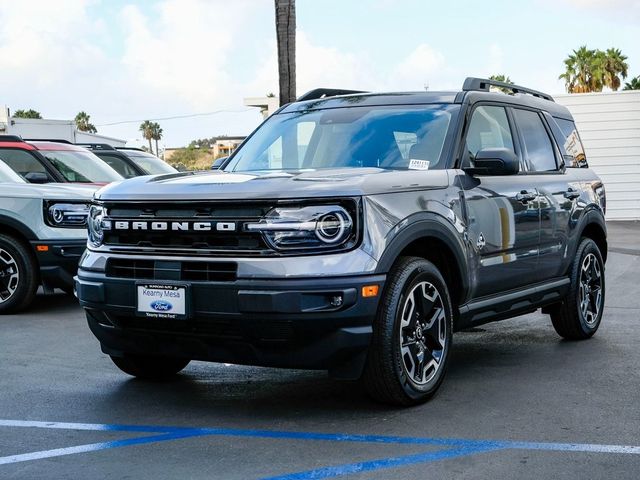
[150,300,173,312]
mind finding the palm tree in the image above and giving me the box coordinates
[559,46,601,93]
[74,111,97,133]
[13,109,42,119]
[274,0,296,106]
[623,76,640,90]
[139,120,154,153]
[488,74,514,93]
[151,122,163,157]
[601,48,628,91]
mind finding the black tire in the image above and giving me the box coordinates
[550,238,605,340]
[0,234,38,314]
[110,354,190,380]
[361,256,453,406]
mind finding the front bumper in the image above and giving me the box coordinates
[32,239,86,290]
[76,270,385,377]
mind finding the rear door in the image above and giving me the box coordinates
[510,108,579,281]
[461,105,541,298]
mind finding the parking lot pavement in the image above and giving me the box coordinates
[0,251,638,479]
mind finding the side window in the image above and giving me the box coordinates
[100,154,138,178]
[553,118,588,168]
[0,149,51,180]
[465,106,515,162]
[513,109,558,172]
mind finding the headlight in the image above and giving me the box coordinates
[246,205,354,250]
[44,201,90,228]
[87,205,110,248]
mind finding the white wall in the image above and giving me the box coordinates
[556,91,640,220]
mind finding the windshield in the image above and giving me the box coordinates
[40,150,123,183]
[123,151,177,175]
[227,104,458,172]
[0,159,26,183]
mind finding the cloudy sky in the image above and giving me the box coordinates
[1,0,639,147]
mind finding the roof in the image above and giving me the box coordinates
[28,141,89,151]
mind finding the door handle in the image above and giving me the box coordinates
[516,190,537,203]
[564,188,580,200]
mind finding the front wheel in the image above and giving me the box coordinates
[361,257,453,406]
[110,354,190,380]
[550,238,605,340]
[0,234,38,314]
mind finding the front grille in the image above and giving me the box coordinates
[106,258,237,282]
[102,202,273,254]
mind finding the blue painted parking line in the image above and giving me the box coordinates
[0,419,639,478]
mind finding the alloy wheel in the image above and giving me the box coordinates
[399,281,447,385]
[579,253,603,326]
[0,247,19,304]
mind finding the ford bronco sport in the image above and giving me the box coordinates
[76,78,607,405]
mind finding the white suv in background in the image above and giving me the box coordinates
[0,159,97,313]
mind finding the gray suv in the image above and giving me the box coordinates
[77,78,607,405]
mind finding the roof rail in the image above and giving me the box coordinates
[462,77,554,102]
[0,135,24,142]
[296,88,369,102]
[24,138,73,144]
[76,143,116,151]
[116,147,145,152]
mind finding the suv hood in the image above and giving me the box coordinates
[0,182,98,200]
[94,168,450,201]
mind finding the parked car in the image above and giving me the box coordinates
[0,158,96,313]
[76,78,607,405]
[0,136,123,185]
[79,144,177,178]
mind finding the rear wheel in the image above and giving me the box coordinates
[0,234,38,314]
[362,257,453,406]
[550,238,605,340]
[110,354,190,380]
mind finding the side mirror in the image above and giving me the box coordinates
[464,148,519,176]
[24,172,50,184]
[211,157,228,170]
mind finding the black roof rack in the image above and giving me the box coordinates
[23,138,73,144]
[296,88,369,102]
[76,143,116,151]
[462,77,554,102]
[0,135,24,142]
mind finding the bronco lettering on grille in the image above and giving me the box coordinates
[109,221,237,232]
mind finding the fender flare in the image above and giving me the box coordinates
[0,214,38,241]
[375,215,470,301]
[575,206,608,260]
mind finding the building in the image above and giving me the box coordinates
[0,106,126,147]
[244,96,279,119]
[556,91,640,220]
[212,136,244,158]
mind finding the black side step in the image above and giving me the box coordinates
[457,277,570,330]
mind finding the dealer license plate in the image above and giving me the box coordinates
[136,284,187,319]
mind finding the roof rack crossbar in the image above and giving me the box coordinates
[462,77,554,102]
[296,88,369,102]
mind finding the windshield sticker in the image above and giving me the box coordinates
[408,159,430,170]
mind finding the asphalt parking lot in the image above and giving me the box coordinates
[1,225,639,479]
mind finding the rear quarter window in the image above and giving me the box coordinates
[551,117,588,168]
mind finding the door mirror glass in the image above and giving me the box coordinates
[464,148,519,176]
[211,157,228,170]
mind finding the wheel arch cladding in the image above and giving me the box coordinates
[376,220,468,306]
[580,215,607,263]
[0,216,38,242]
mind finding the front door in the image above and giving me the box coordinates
[460,105,540,298]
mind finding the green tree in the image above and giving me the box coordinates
[623,76,640,90]
[151,122,163,156]
[601,48,628,91]
[74,111,97,133]
[275,0,296,106]
[488,74,514,93]
[560,46,628,93]
[139,120,154,153]
[13,109,42,119]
